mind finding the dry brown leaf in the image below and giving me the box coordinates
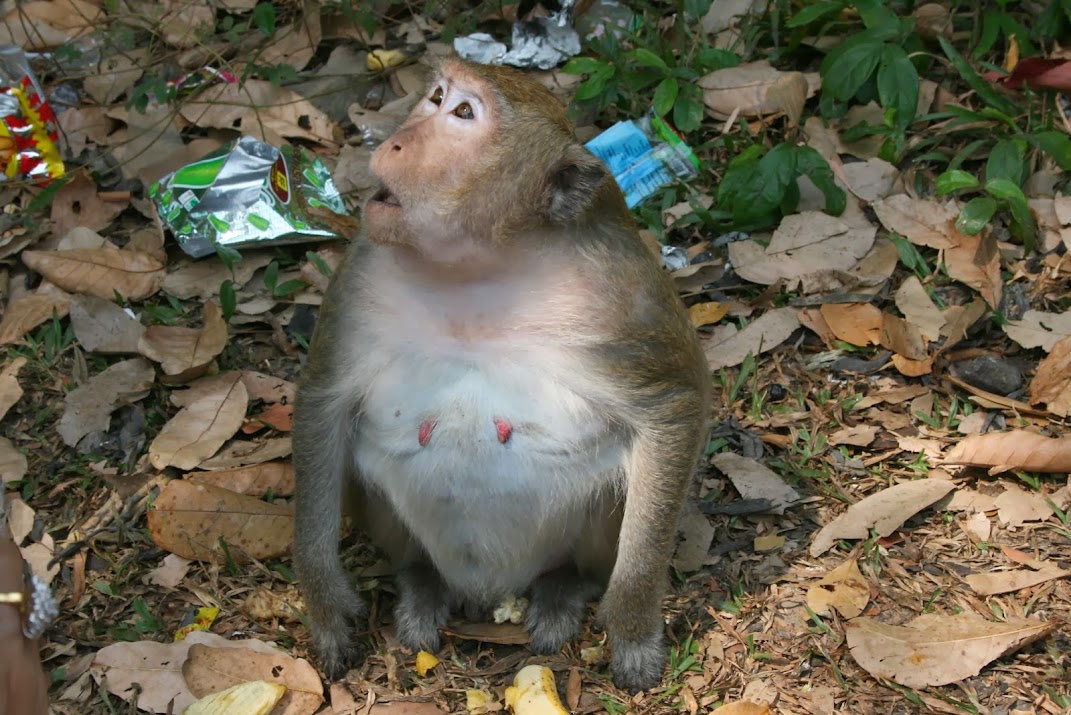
[894,277,945,342]
[965,565,1071,595]
[891,353,933,377]
[259,8,321,72]
[84,51,146,105]
[1004,309,1071,352]
[91,631,284,714]
[0,356,25,422]
[49,170,128,236]
[0,287,71,346]
[56,106,115,156]
[704,307,801,370]
[244,402,293,432]
[148,553,192,589]
[943,431,1071,473]
[727,212,875,288]
[1030,335,1071,416]
[138,301,228,377]
[993,483,1054,526]
[162,252,273,300]
[806,558,870,619]
[673,501,715,572]
[22,248,164,301]
[819,302,883,347]
[57,358,156,447]
[239,371,296,404]
[828,424,878,447]
[689,301,729,328]
[69,294,146,354]
[698,60,817,118]
[198,437,293,470]
[810,479,955,556]
[710,703,772,715]
[183,644,323,715]
[184,461,295,497]
[871,195,956,249]
[710,452,800,514]
[0,437,27,484]
[179,81,342,146]
[943,227,1002,309]
[148,371,248,470]
[880,313,928,360]
[846,613,1056,688]
[147,479,292,561]
[441,622,530,645]
[0,0,101,49]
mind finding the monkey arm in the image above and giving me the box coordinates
[586,266,711,691]
[291,240,373,677]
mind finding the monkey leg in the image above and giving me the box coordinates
[525,565,603,654]
[393,562,451,652]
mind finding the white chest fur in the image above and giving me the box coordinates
[347,258,627,598]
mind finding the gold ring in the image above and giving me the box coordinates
[0,590,24,607]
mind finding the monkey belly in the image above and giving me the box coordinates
[352,361,627,599]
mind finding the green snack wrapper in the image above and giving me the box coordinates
[149,135,351,258]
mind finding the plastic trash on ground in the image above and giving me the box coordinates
[454,0,581,69]
[585,114,700,208]
[149,135,351,258]
[0,45,64,184]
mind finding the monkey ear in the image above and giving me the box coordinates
[547,146,611,224]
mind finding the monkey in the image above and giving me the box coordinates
[291,57,710,693]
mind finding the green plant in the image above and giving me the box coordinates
[264,260,308,298]
[715,143,846,230]
[562,0,738,133]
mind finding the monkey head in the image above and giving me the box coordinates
[365,58,620,266]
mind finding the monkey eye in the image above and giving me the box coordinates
[429,86,444,105]
[454,102,474,120]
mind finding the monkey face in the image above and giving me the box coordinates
[365,66,499,258]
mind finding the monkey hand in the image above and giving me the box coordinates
[304,570,368,681]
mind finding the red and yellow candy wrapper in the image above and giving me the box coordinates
[0,45,64,184]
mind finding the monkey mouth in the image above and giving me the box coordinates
[370,185,401,208]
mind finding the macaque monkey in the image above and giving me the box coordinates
[292,57,710,692]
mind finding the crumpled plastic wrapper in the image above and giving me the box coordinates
[149,135,352,258]
[454,0,581,69]
[585,114,699,208]
[0,45,64,184]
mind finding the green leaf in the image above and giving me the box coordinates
[937,36,1017,116]
[986,177,1037,251]
[628,47,668,70]
[935,169,980,194]
[682,0,713,19]
[696,48,740,73]
[986,139,1025,185]
[1027,131,1071,170]
[877,44,919,129]
[215,244,242,273]
[795,146,847,216]
[820,38,884,101]
[653,78,679,117]
[955,197,998,235]
[251,2,276,36]
[305,250,333,278]
[574,75,608,101]
[786,0,844,28]
[562,57,606,75]
[263,260,280,291]
[219,279,237,322]
[672,95,704,133]
[854,0,903,33]
[273,278,308,298]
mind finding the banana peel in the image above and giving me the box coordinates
[505,665,570,715]
[182,680,286,715]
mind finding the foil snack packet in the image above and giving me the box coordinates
[149,135,351,258]
[0,45,64,184]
